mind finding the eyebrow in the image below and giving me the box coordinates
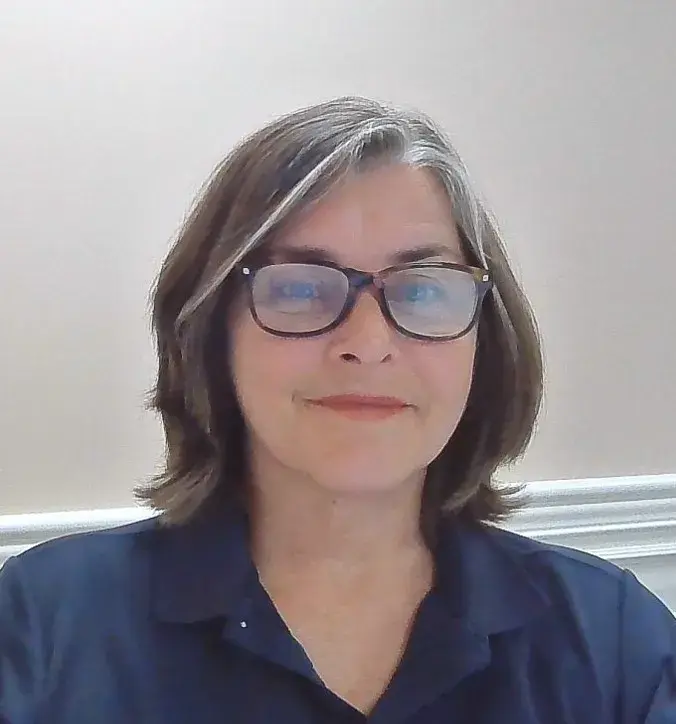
[272,243,465,265]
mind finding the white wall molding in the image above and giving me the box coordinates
[505,474,676,609]
[2,474,675,607]
[0,507,152,564]
[506,474,676,561]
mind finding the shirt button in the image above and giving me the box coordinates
[240,621,247,628]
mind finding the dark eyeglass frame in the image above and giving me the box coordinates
[238,260,493,342]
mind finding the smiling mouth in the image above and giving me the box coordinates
[306,395,411,420]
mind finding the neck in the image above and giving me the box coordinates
[248,461,429,578]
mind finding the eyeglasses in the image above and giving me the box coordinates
[239,261,492,341]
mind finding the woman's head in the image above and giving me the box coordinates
[139,97,543,542]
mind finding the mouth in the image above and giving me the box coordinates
[306,395,412,421]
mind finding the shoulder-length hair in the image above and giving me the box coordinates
[136,96,543,544]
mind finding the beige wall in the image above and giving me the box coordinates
[1,0,675,514]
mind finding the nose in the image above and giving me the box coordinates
[328,290,397,364]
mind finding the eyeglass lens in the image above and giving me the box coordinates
[249,263,480,339]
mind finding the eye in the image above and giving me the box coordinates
[272,281,320,300]
[396,280,446,304]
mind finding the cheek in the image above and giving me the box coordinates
[229,313,318,418]
[414,336,477,422]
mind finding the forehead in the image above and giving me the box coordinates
[270,164,464,266]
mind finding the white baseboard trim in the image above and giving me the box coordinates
[2,474,675,607]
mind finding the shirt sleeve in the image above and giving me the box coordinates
[0,556,43,723]
[619,569,676,723]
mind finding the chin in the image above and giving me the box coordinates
[303,452,426,497]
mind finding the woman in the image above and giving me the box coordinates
[1,97,674,723]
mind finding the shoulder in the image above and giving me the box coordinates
[3,515,160,573]
[487,523,627,589]
[0,517,162,721]
[485,523,673,623]
[484,525,675,718]
[0,517,159,615]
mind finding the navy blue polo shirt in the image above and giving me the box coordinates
[1,503,675,723]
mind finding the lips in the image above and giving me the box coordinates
[306,395,411,420]
[311,395,408,409]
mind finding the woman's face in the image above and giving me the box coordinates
[229,164,477,496]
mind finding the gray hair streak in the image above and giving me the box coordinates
[175,97,498,329]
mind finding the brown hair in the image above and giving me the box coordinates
[136,96,543,543]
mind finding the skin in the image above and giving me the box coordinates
[228,163,478,712]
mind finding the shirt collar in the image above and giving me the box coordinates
[150,501,255,623]
[150,502,550,634]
